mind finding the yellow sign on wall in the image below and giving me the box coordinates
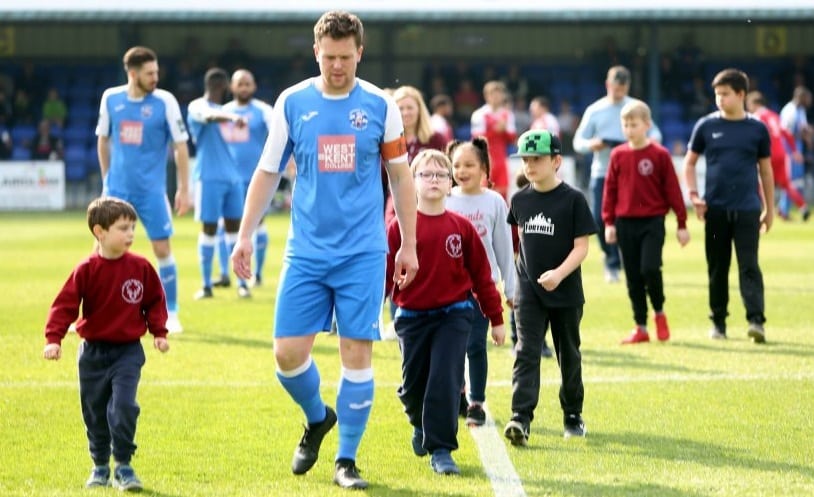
[0,27,15,56]
[756,26,787,57]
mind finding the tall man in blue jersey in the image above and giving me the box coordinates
[232,11,418,490]
[96,46,190,334]
[187,68,249,299]
[217,69,275,287]
[573,66,662,283]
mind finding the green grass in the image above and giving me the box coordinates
[1,210,813,497]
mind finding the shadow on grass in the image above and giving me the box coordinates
[140,490,184,497]
[583,348,718,375]
[673,339,814,359]
[178,332,340,355]
[524,479,707,497]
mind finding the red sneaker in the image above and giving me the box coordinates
[621,327,650,344]
[654,313,670,341]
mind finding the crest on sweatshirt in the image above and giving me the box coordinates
[638,158,654,176]
[122,279,144,304]
[445,234,463,258]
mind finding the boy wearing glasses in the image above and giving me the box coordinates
[386,149,505,475]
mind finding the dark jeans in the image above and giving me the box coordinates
[704,208,765,328]
[616,216,666,326]
[465,294,490,404]
[511,279,584,424]
[395,306,471,453]
[78,340,145,466]
[590,176,621,270]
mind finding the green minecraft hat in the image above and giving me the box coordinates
[513,129,562,157]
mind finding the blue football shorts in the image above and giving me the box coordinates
[107,189,173,241]
[274,252,385,340]
[195,180,245,224]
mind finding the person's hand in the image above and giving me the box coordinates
[677,228,690,247]
[589,137,606,152]
[154,337,169,353]
[505,298,514,309]
[174,188,190,216]
[604,225,617,244]
[538,270,562,292]
[43,343,61,360]
[231,237,254,280]
[491,324,506,346]
[760,208,773,234]
[393,244,419,290]
[691,196,707,221]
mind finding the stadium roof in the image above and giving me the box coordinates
[3,0,813,22]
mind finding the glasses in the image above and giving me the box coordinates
[415,171,451,181]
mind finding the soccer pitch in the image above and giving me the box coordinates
[1,210,812,497]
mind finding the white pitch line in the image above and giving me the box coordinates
[468,403,527,497]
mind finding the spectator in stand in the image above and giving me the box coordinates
[0,88,12,126]
[471,80,517,199]
[15,60,47,107]
[0,127,11,159]
[529,96,560,136]
[429,94,454,144]
[748,90,810,221]
[687,76,712,121]
[13,88,35,125]
[453,79,481,125]
[513,95,531,135]
[166,58,201,108]
[502,64,530,102]
[31,119,63,160]
[42,88,68,128]
[219,38,254,74]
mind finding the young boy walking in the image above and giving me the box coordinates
[43,197,170,491]
[503,130,596,446]
[683,68,774,343]
[602,99,690,344]
[387,149,505,475]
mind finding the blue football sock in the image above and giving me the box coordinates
[254,226,269,279]
[336,368,374,461]
[157,256,178,313]
[198,233,216,289]
[216,223,229,278]
[277,357,326,424]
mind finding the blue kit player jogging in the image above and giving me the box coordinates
[96,70,189,333]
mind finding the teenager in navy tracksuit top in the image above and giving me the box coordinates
[386,149,505,475]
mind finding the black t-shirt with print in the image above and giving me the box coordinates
[508,182,596,307]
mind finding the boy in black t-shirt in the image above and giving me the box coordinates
[503,130,596,446]
[683,68,774,343]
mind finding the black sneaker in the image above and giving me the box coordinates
[291,406,337,475]
[564,414,586,439]
[503,418,529,446]
[333,458,368,489]
[458,392,469,418]
[212,275,231,288]
[411,426,428,457]
[465,404,486,427]
[194,287,213,300]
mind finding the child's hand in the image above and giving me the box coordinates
[691,196,707,221]
[154,337,169,353]
[43,343,61,360]
[676,228,690,247]
[538,270,562,292]
[604,225,617,244]
[491,324,506,346]
[505,298,514,309]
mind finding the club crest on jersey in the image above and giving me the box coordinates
[637,158,654,176]
[121,279,144,304]
[445,234,463,258]
[348,108,368,131]
[141,105,153,119]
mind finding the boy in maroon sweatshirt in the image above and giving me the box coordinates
[43,196,169,491]
[386,149,505,476]
[602,99,690,344]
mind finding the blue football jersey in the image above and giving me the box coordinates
[96,86,188,195]
[223,98,274,182]
[187,97,240,183]
[257,78,407,257]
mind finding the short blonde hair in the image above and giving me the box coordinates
[393,85,434,144]
[410,149,452,177]
[620,99,651,122]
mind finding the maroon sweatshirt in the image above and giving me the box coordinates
[602,142,688,229]
[386,210,504,326]
[45,251,168,345]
